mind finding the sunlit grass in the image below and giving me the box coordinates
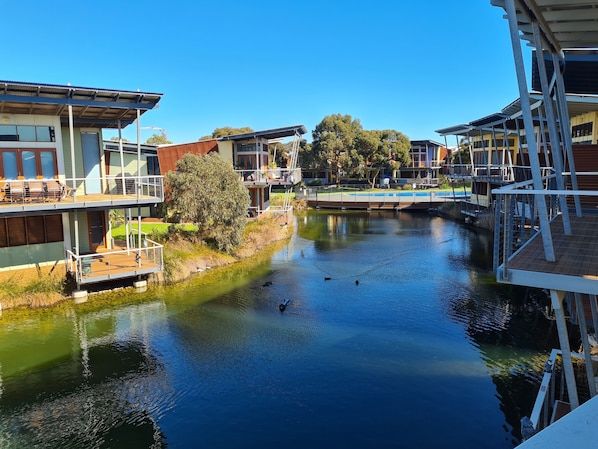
[110,222,197,241]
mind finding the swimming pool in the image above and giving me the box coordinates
[347,190,470,197]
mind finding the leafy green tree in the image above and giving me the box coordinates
[311,114,363,183]
[297,140,315,169]
[352,129,410,187]
[165,153,250,253]
[146,131,172,145]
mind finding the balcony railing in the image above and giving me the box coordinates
[524,349,596,438]
[493,175,560,277]
[446,164,556,185]
[235,168,302,185]
[66,237,163,286]
[0,176,163,210]
[492,171,598,283]
[405,159,443,168]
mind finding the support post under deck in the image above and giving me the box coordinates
[551,290,579,409]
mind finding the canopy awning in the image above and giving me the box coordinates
[491,0,598,52]
[0,80,162,128]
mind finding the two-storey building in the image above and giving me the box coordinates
[157,125,306,217]
[0,80,164,293]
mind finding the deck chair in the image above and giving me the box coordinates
[27,180,46,201]
[45,180,69,200]
[7,181,26,202]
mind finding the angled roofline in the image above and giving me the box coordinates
[410,139,445,147]
[218,125,307,141]
[0,80,162,128]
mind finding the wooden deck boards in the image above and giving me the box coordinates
[508,214,598,279]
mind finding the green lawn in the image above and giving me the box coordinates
[111,222,197,241]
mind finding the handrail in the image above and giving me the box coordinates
[527,349,598,433]
[0,175,164,204]
[235,167,302,184]
[66,239,164,285]
[493,170,598,279]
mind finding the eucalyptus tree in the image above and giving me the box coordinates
[165,153,250,253]
[353,129,411,187]
[311,114,364,183]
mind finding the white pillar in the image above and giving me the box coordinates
[551,289,579,408]
[505,0,555,261]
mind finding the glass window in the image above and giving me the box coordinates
[40,151,56,178]
[2,151,18,179]
[21,151,37,179]
[0,125,17,141]
[36,126,53,142]
[17,126,36,141]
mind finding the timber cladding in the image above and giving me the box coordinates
[568,144,598,209]
[157,140,219,174]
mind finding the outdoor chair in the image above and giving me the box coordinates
[7,181,26,203]
[44,180,72,201]
[27,180,46,201]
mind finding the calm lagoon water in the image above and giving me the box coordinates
[0,211,556,448]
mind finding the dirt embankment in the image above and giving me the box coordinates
[152,217,291,285]
[0,216,293,311]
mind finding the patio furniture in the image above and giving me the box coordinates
[7,181,26,202]
[44,180,72,200]
[27,180,46,201]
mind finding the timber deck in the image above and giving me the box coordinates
[502,214,598,294]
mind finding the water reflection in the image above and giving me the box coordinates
[0,211,555,448]
[0,302,173,448]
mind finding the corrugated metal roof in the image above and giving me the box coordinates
[0,80,162,128]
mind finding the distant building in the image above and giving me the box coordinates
[157,125,307,216]
[396,139,448,188]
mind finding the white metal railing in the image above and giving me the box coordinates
[296,185,470,207]
[66,238,163,285]
[235,168,302,185]
[528,349,562,433]
[446,163,542,183]
[0,175,163,205]
[493,174,559,277]
[404,159,443,168]
[493,171,598,278]
[525,349,598,436]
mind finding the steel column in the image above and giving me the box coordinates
[550,289,579,408]
[575,293,596,397]
[505,0,555,261]
[532,21,571,234]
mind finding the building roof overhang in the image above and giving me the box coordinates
[219,125,307,142]
[436,93,598,136]
[0,80,162,129]
[410,139,445,147]
[491,0,598,53]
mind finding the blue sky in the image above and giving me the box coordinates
[3,0,528,144]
